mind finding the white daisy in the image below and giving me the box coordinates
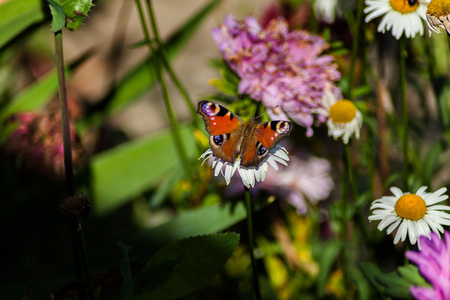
[314,89,362,144]
[426,0,450,35]
[369,186,450,248]
[364,0,430,39]
[314,0,339,24]
[199,145,290,188]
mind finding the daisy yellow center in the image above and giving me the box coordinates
[427,0,450,17]
[395,194,427,220]
[329,100,356,124]
[389,0,419,14]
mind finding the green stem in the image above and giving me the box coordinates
[447,33,450,65]
[145,0,197,123]
[404,242,410,265]
[54,31,93,299]
[399,38,408,189]
[347,0,365,100]
[135,0,192,177]
[54,32,75,196]
[341,145,350,295]
[344,144,368,244]
[244,187,262,300]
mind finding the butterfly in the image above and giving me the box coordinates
[197,100,292,167]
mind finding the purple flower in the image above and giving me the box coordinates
[406,231,450,300]
[261,154,334,214]
[212,15,341,136]
[5,111,83,178]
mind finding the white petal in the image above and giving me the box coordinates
[214,160,224,176]
[386,218,402,234]
[378,215,399,231]
[254,167,261,182]
[267,157,279,171]
[238,168,250,188]
[415,186,428,197]
[271,155,289,166]
[390,187,404,198]
[223,163,234,185]
[273,148,289,161]
[393,220,406,244]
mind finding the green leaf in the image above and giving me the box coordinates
[84,201,251,276]
[208,78,238,96]
[360,262,386,296]
[349,265,370,300]
[55,0,94,31]
[376,269,412,298]
[78,0,222,132]
[360,262,426,299]
[118,242,134,300]
[148,169,183,209]
[131,202,247,255]
[0,0,46,49]
[47,0,66,32]
[0,70,61,124]
[134,233,239,300]
[422,140,444,185]
[316,239,343,298]
[397,265,430,287]
[90,125,196,215]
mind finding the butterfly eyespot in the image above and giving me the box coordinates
[407,0,417,5]
[202,102,220,116]
[257,144,267,156]
[213,135,224,146]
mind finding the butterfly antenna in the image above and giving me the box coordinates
[255,105,281,120]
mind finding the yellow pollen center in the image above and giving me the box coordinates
[427,0,450,17]
[389,0,419,14]
[329,100,356,124]
[395,194,427,220]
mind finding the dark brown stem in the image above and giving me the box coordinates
[54,30,93,299]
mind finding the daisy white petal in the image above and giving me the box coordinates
[214,160,224,176]
[314,91,362,144]
[223,163,235,185]
[369,185,450,247]
[426,0,450,36]
[416,186,428,197]
[386,218,402,234]
[238,168,250,188]
[273,148,290,161]
[364,0,429,39]
[212,157,219,168]
[428,205,450,211]
[199,145,290,188]
[378,215,399,231]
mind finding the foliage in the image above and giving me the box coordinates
[2,0,450,299]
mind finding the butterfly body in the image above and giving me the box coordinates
[197,101,292,167]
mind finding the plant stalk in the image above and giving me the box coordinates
[54,31,75,196]
[245,187,262,300]
[347,0,365,100]
[341,144,351,296]
[400,38,408,189]
[54,30,93,300]
[145,0,197,123]
[135,0,192,177]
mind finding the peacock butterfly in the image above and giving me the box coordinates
[197,100,292,167]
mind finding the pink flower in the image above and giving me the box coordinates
[5,112,83,178]
[406,231,450,300]
[261,154,334,214]
[212,15,341,136]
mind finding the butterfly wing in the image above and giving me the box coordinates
[240,120,292,167]
[197,101,244,163]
